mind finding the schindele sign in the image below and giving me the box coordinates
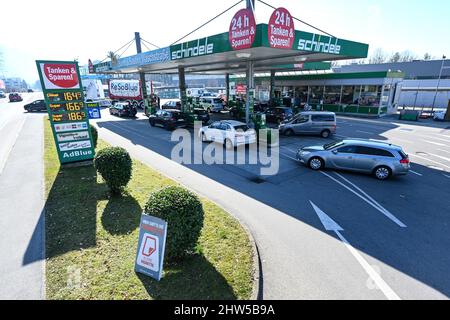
[135,214,167,281]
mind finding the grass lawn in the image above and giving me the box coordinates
[44,118,255,300]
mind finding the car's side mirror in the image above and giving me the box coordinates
[332,150,339,155]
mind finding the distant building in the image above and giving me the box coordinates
[334,60,450,109]
[2,77,28,93]
[334,59,450,80]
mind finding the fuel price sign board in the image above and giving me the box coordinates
[36,60,95,164]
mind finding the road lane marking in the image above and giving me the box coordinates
[356,130,375,135]
[333,172,405,220]
[410,154,450,170]
[422,140,446,147]
[424,136,450,143]
[428,153,450,163]
[409,170,423,177]
[319,171,407,228]
[310,202,401,300]
[437,149,450,155]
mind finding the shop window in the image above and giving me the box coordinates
[324,86,342,105]
[294,86,309,106]
[341,86,360,105]
[309,86,324,104]
[359,85,382,107]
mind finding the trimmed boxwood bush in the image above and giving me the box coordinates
[144,186,204,262]
[94,147,132,194]
[90,125,98,149]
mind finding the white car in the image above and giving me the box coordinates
[199,120,257,149]
[433,110,447,121]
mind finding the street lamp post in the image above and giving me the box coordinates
[432,55,446,111]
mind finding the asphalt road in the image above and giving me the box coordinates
[0,93,46,299]
[92,109,450,300]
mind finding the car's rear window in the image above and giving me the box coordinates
[356,147,395,157]
[312,115,335,122]
[398,150,408,159]
[234,125,250,131]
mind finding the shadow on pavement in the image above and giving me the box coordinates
[97,116,450,298]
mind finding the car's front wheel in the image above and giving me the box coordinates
[373,166,391,181]
[308,157,324,170]
[321,130,331,138]
[284,129,294,137]
[149,119,155,127]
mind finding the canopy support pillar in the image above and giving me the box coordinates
[246,61,255,124]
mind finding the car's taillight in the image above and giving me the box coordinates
[400,159,410,165]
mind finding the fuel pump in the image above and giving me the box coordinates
[145,93,159,116]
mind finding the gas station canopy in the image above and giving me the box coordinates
[93,24,369,75]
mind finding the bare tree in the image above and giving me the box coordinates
[389,52,401,63]
[423,53,433,60]
[369,48,388,64]
[398,50,417,62]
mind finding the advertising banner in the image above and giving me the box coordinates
[109,80,141,99]
[36,60,95,164]
[268,8,295,49]
[135,214,167,281]
[229,8,256,51]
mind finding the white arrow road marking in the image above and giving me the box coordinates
[320,171,407,228]
[310,202,401,301]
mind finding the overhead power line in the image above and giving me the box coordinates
[257,0,337,38]
[141,38,160,49]
[171,0,244,45]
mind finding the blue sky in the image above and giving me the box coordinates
[1,0,449,83]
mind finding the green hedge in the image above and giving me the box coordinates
[94,147,133,195]
[144,186,204,263]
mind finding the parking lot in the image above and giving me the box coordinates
[92,107,450,299]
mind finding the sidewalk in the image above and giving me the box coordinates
[0,116,45,300]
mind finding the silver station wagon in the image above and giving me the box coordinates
[296,139,411,180]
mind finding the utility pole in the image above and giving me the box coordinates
[246,0,255,10]
[432,55,446,111]
[135,32,148,100]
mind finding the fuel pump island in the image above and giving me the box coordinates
[92,1,369,133]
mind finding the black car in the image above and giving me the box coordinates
[149,109,187,130]
[161,100,181,110]
[193,108,210,125]
[265,107,294,124]
[109,102,137,117]
[24,100,47,112]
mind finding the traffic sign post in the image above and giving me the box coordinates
[36,60,96,164]
[135,214,167,281]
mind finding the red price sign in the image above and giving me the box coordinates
[268,7,295,49]
[229,8,256,51]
